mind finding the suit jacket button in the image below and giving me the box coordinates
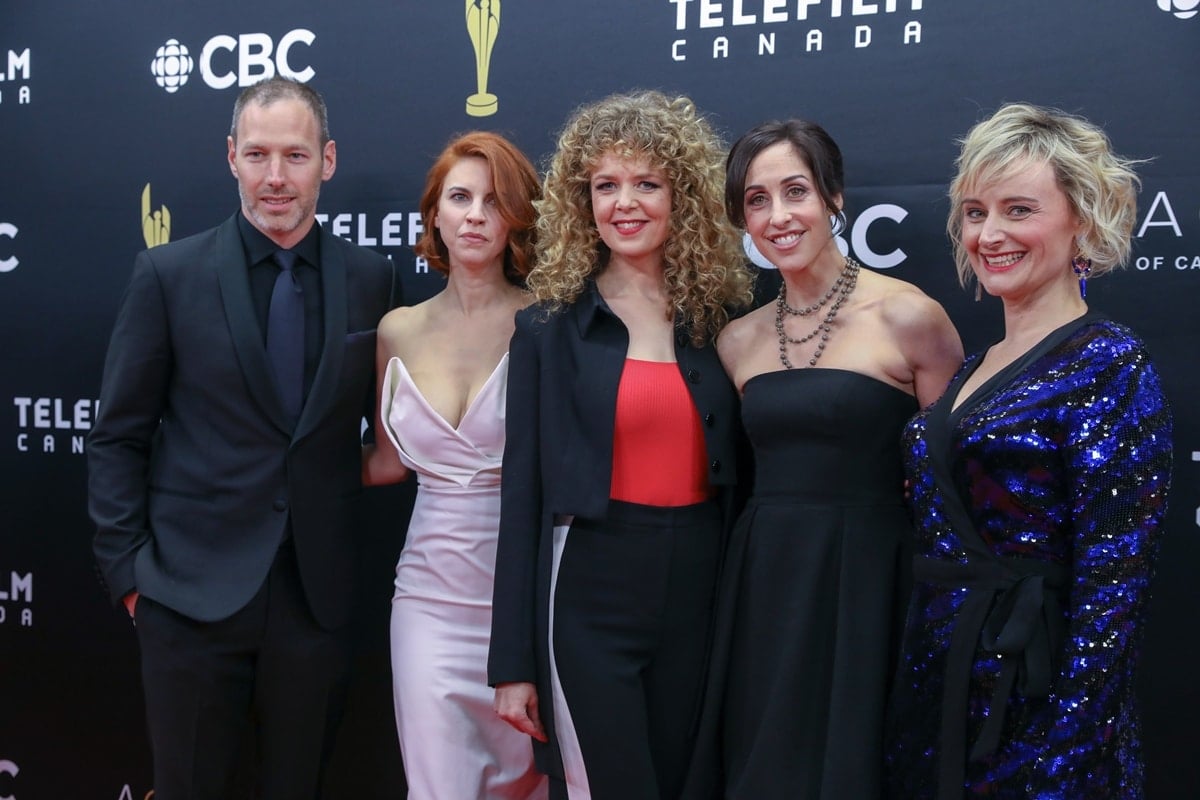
[273,499,288,512]
[710,459,722,473]
[704,413,716,427]
[687,368,701,384]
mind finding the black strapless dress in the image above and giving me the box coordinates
[684,368,918,799]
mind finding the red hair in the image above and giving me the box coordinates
[414,131,540,283]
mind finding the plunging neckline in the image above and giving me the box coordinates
[946,311,1098,421]
[387,353,508,434]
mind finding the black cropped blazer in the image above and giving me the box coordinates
[487,280,744,774]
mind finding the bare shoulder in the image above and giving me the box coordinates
[866,272,963,405]
[869,274,954,340]
[717,304,771,367]
[378,303,421,338]
[377,302,434,359]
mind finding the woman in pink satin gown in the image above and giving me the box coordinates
[363,131,547,800]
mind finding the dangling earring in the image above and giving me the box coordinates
[974,281,982,302]
[1071,253,1092,298]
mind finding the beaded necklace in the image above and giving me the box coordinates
[775,256,860,369]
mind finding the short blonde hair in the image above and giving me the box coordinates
[948,103,1143,288]
[530,90,752,344]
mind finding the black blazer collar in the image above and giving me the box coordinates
[216,215,289,433]
[573,279,617,339]
[573,277,701,346]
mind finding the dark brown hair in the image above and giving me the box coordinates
[725,119,845,231]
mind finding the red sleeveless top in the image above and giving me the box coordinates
[609,359,710,506]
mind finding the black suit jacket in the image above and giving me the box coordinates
[487,281,743,776]
[88,213,398,630]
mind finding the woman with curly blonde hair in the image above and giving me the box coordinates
[488,90,753,800]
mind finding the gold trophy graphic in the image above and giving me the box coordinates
[141,183,171,248]
[465,0,500,117]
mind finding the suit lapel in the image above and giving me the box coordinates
[215,215,293,436]
[295,227,348,441]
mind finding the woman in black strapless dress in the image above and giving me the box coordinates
[683,119,963,799]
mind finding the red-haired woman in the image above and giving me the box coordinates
[363,131,547,799]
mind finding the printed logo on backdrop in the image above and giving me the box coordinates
[12,396,97,456]
[315,210,426,271]
[744,204,912,270]
[0,47,32,106]
[149,29,316,93]
[0,759,17,800]
[142,184,171,248]
[0,222,16,273]
[0,569,33,628]
[737,190,1200,274]
[150,39,194,94]
[465,0,501,116]
[1158,0,1199,20]
[1133,190,1200,273]
[668,0,926,61]
[116,785,154,800]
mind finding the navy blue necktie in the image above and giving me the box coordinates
[267,249,304,424]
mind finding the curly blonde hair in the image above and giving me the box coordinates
[948,103,1144,288]
[529,90,752,344]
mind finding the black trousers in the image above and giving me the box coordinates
[134,540,351,800]
[550,499,722,800]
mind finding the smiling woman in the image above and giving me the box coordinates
[958,160,1083,308]
[588,152,673,272]
[886,103,1174,800]
[487,90,754,800]
[680,118,964,800]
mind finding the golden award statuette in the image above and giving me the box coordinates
[141,183,171,248]
[465,0,500,117]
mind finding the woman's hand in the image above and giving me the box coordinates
[494,681,548,742]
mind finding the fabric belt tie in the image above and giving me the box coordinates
[913,555,1067,800]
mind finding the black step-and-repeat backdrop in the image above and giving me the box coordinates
[3,2,1197,797]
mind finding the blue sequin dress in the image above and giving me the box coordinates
[885,312,1172,800]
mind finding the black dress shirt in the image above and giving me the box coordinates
[238,213,325,398]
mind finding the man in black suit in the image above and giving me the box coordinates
[88,76,398,798]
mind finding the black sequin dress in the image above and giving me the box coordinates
[885,312,1173,800]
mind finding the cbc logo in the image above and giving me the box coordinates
[0,223,16,274]
[0,759,15,800]
[1158,0,1199,19]
[743,204,911,271]
[150,29,315,93]
[151,39,194,93]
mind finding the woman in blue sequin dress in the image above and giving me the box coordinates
[885,104,1173,799]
